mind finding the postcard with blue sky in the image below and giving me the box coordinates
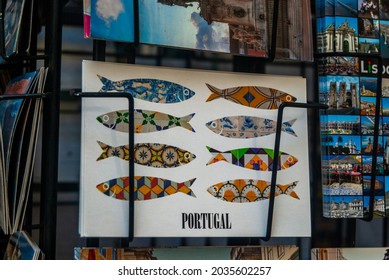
[90,0,134,42]
[381,98,389,115]
[335,0,358,17]
[139,0,269,57]
[360,76,377,96]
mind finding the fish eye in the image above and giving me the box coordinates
[184,152,191,160]
[287,156,294,163]
[211,121,217,128]
[183,88,190,96]
[103,183,109,191]
[286,95,293,102]
[102,115,110,123]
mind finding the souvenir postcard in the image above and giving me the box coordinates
[316,16,335,53]
[311,247,389,260]
[139,0,269,57]
[2,0,26,58]
[10,68,45,234]
[3,231,43,260]
[86,0,134,43]
[274,0,313,61]
[80,60,311,238]
[0,69,43,234]
[335,0,358,17]
[317,1,389,219]
[74,245,299,260]
[83,0,91,38]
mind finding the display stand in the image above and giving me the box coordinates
[263,101,328,241]
[0,0,62,260]
[70,90,135,244]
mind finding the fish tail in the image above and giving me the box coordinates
[282,119,298,137]
[205,83,223,102]
[206,146,226,165]
[97,74,112,92]
[96,140,112,161]
[177,178,197,198]
[284,181,300,200]
[180,113,196,132]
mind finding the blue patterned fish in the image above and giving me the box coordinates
[206,116,297,138]
[97,75,196,103]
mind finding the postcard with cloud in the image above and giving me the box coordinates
[87,0,134,42]
[139,0,269,57]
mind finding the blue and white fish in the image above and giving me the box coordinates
[206,116,297,138]
[97,75,196,103]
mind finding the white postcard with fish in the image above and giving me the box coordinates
[80,60,311,237]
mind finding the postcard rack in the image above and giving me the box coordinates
[0,0,62,259]
[71,90,135,244]
[263,101,328,241]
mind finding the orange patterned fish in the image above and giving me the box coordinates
[207,179,299,203]
[205,83,297,109]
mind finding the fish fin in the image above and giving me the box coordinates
[205,83,223,102]
[97,74,112,92]
[178,178,197,198]
[96,140,111,161]
[180,113,196,132]
[282,119,298,137]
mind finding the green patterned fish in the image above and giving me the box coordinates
[96,109,195,133]
[206,146,298,171]
[96,141,196,168]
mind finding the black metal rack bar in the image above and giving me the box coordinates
[261,101,328,241]
[39,0,62,260]
[70,91,135,242]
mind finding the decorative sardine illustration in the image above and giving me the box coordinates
[206,116,297,138]
[96,176,196,200]
[205,83,297,109]
[207,179,299,203]
[96,141,196,168]
[96,109,195,133]
[98,75,196,103]
[206,146,298,171]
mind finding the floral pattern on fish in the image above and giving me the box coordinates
[98,75,196,103]
[96,109,195,133]
[206,115,297,138]
[96,141,196,168]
